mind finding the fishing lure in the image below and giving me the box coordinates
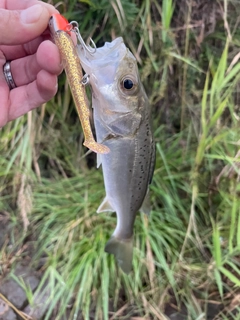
[49,14,109,154]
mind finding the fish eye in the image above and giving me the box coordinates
[123,79,134,90]
[120,76,137,94]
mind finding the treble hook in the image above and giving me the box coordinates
[69,21,96,55]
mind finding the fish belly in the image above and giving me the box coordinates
[101,137,137,238]
[94,110,154,273]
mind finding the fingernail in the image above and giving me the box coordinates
[21,4,44,24]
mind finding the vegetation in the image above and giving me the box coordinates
[1,0,240,318]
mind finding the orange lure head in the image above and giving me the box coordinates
[49,13,72,35]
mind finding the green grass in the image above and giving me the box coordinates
[1,0,240,319]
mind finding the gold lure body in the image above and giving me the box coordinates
[49,14,109,154]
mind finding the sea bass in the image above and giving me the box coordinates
[78,37,155,273]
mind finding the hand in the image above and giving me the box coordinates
[0,0,62,127]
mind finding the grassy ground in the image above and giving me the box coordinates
[1,0,240,319]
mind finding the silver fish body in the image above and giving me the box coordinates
[78,38,155,273]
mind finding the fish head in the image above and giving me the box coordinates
[78,37,144,113]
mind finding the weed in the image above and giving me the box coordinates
[1,0,240,319]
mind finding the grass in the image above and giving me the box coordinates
[1,0,240,319]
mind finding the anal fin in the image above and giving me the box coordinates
[97,197,115,213]
[96,153,102,168]
[140,189,151,215]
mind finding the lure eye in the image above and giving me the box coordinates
[123,79,134,90]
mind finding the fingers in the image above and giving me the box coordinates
[0,69,58,126]
[36,40,62,75]
[0,4,57,45]
[11,40,62,86]
[8,70,58,122]
[5,0,58,12]
[0,48,59,127]
[0,35,49,60]
[0,1,60,127]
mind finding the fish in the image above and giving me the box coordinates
[78,37,155,273]
[48,14,109,154]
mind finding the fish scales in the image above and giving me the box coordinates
[78,37,155,273]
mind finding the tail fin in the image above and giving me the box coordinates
[105,236,133,274]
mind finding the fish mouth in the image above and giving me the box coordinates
[77,37,127,68]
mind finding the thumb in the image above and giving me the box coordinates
[0,4,52,45]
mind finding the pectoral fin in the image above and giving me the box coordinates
[97,197,115,213]
[107,113,142,136]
